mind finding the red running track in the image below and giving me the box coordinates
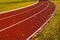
[0,1,56,40]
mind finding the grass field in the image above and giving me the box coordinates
[0,1,36,12]
[0,0,36,3]
[32,1,60,40]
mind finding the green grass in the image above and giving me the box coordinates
[32,1,60,40]
[0,0,36,3]
[0,1,36,12]
[0,0,22,3]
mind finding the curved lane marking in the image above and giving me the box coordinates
[0,1,49,32]
[27,2,56,40]
[0,1,44,20]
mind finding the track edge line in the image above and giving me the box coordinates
[26,2,56,40]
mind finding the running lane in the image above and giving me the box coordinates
[0,1,56,40]
[0,1,47,30]
[0,1,42,19]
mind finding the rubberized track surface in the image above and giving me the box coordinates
[0,1,56,40]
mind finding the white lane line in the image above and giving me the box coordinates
[0,1,44,20]
[27,2,56,40]
[0,1,48,32]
